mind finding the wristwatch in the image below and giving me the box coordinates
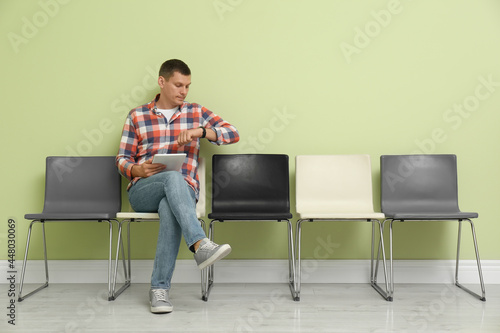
[199,126,206,139]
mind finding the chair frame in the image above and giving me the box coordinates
[18,156,121,302]
[296,218,390,301]
[377,217,486,301]
[375,154,486,301]
[111,215,205,300]
[202,218,296,301]
[18,219,117,301]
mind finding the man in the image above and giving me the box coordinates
[116,59,239,313]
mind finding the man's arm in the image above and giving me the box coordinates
[117,112,167,180]
[177,127,217,146]
[131,160,166,178]
[116,114,139,181]
[199,106,240,146]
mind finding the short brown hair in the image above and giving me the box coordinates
[158,59,191,80]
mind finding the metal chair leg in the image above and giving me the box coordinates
[284,219,297,301]
[198,218,208,300]
[105,220,115,301]
[295,219,308,301]
[111,219,131,300]
[18,220,49,302]
[202,220,217,301]
[455,219,486,301]
[370,219,392,301]
[389,219,395,299]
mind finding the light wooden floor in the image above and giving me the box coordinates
[2,283,499,332]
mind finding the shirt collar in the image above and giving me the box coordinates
[149,94,185,114]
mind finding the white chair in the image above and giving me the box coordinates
[111,158,206,299]
[295,155,390,301]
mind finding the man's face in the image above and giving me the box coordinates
[158,71,191,108]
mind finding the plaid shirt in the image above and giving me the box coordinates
[116,94,239,198]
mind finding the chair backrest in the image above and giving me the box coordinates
[196,157,206,218]
[380,154,460,214]
[210,154,291,217]
[42,156,121,214]
[295,154,377,214]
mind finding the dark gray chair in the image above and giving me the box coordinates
[19,156,121,301]
[377,154,485,301]
[202,154,296,301]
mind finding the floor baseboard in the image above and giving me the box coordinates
[3,259,499,284]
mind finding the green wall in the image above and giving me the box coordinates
[2,0,500,261]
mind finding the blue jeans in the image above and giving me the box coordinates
[128,171,206,290]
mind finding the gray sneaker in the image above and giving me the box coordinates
[149,289,173,313]
[194,238,232,270]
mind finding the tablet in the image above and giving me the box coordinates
[152,153,187,171]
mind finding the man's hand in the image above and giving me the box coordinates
[131,160,166,178]
[177,128,204,146]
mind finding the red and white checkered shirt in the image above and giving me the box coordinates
[116,94,239,198]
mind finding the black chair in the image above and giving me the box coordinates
[377,154,485,301]
[19,156,121,301]
[202,154,296,301]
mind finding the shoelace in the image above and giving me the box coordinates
[200,240,218,252]
[152,289,168,301]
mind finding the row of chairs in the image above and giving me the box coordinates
[18,154,486,304]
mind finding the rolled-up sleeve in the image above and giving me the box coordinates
[201,106,239,145]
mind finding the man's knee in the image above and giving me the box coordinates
[158,170,184,184]
[155,171,192,199]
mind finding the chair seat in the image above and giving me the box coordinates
[116,212,160,219]
[384,211,478,220]
[117,211,203,219]
[208,212,293,220]
[297,212,385,220]
[25,212,117,220]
